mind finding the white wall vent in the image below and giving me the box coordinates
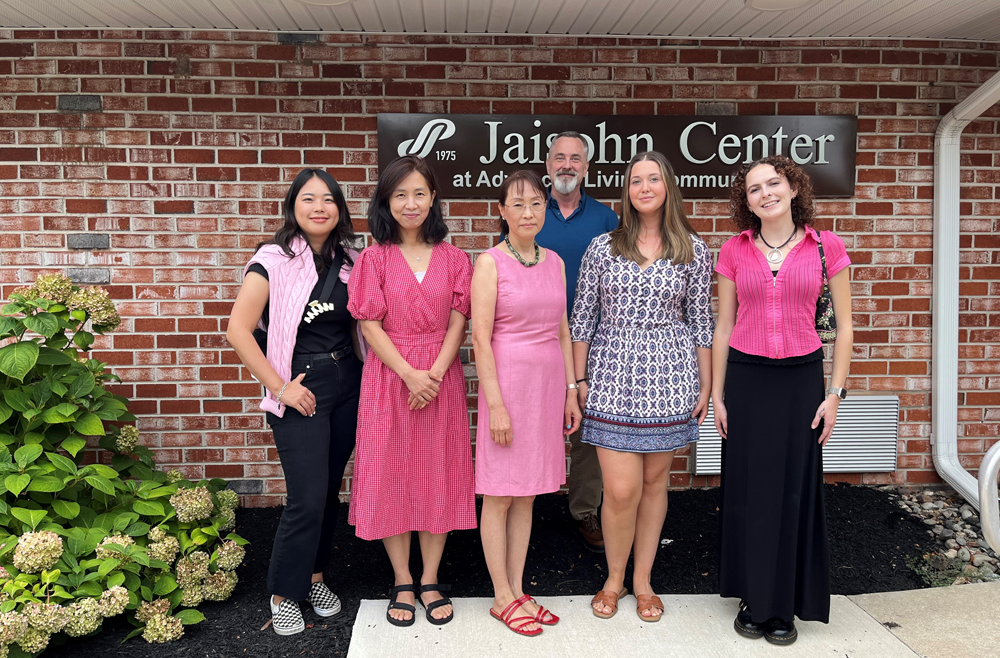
[692,395,899,475]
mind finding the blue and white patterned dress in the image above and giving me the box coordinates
[570,233,715,453]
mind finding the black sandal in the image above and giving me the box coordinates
[386,584,416,627]
[418,583,454,625]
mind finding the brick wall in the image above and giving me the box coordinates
[1,30,998,505]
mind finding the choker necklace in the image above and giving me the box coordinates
[504,234,540,267]
[759,227,797,264]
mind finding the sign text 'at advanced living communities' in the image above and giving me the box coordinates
[377,114,858,199]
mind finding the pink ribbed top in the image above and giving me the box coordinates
[715,226,850,359]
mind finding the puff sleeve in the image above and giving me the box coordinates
[347,246,387,322]
[450,245,473,318]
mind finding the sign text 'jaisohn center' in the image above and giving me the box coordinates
[378,114,858,199]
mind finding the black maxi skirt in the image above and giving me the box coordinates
[718,347,830,624]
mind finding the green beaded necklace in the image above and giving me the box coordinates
[503,234,540,267]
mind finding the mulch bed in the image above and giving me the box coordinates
[48,483,930,658]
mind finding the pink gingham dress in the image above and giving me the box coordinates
[346,242,476,540]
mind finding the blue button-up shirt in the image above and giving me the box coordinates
[535,187,619,316]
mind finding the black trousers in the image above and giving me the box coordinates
[266,352,361,601]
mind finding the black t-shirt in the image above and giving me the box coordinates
[246,262,353,356]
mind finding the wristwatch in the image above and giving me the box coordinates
[827,386,848,400]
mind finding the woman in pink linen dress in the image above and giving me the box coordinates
[471,170,582,636]
[347,156,475,627]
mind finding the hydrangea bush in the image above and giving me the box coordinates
[0,275,248,656]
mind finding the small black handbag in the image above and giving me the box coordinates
[253,248,344,356]
[815,236,837,343]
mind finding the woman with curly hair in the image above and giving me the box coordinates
[712,155,853,645]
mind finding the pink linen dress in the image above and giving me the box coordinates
[475,247,568,496]
[347,242,476,540]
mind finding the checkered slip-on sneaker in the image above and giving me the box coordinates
[308,581,342,617]
[269,596,305,636]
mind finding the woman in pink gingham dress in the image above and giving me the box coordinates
[347,155,475,627]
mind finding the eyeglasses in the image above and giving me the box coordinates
[504,201,545,214]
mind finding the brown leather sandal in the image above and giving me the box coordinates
[636,594,664,622]
[590,587,628,619]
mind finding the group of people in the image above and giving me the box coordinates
[226,131,853,646]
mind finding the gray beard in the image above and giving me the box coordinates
[552,174,579,195]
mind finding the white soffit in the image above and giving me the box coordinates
[0,0,999,42]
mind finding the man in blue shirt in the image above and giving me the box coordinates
[536,131,619,553]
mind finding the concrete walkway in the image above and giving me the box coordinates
[849,581,1000,658]
[347,590,941,658]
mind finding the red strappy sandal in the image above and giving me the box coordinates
[490,594,543,636]
[529,597,559,625]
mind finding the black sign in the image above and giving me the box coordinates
[377,114,857,199]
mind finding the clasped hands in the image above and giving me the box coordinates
[404,366,445,410]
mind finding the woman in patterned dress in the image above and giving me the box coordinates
[571,151,715,622]
[347,156,475,627]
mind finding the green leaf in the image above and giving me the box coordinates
[32,379,52,407]
[73,331,95,350]
[60,436,87,457]
[70,309,87,322]
[11,507,47,530]
[0,341,39,381]
[106,571,125,588]
[85,464,118,479]
[153,573,178,595]
[0,401,11,424]
[35,346,74,365]
[40,407,75,424]
[73,412,105,437]
[174,609,205,626]
[122,626,144,643]
[46,452,78,474]
[132,500,164,517]
[0,316,21,337]
[4,474,29,496]
[52,499,80,520]
[146,486,177,499]
[85,475,114,495]
[224,533,249,546]
[22,313,59,338]
[26,476,63,492]
[3,389,31,413]
[190,528,208,545]
[97,558,120,577]
[123,571,140,592]
[68,373,95,399]
[124,522,150,537]
[13,444,43,468]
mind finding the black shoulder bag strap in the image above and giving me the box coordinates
[318,247,345,305]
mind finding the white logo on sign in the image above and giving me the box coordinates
[397,118,456,158]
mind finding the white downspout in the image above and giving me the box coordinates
[931,69,1000,511]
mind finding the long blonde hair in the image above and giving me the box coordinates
[610,151,697,266]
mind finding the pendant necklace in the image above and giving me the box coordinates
[504,234,540,267]
[759,227,797,264]
[400,244,429,262]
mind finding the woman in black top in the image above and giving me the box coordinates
[227,168,363,636]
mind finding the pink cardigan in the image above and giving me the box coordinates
[243,236,360,418]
